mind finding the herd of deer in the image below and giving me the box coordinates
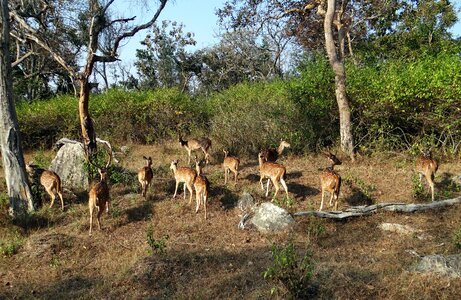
[25,138,439,236]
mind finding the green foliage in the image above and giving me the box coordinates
[0,232,23,257]
[452,224,461,250]
[305,216,326,241]
[263,242,315,298]
[146,224,169,255]
[411,173,427,201]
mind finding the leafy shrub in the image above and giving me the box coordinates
[0,232,23,256]
[263,242,315,298]
[453,224,461,250]
[146,224,169,255]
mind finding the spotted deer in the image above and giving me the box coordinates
[260,139,291,162]
[222,149,240,184]
[138,156,153,198]
[194,157,210,219]
[415,150,438,201]
[178,136,212,164]
[87,146,112,235]
[258,152,289,200]
[26,163,64,211]
[170,160,197,204]
[319,152,342,211]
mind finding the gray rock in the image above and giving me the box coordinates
[251,202,294,233]
[412,254,461,278]
[50,142,88,191]
[237,192,256,212]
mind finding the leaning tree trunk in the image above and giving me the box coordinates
[0,0,34,217]
[78,76,97,155]
[324,0,355,161]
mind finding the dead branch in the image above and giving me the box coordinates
[293,197,461,220]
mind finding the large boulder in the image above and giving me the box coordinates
[251,202,294,233]
[50,141,88,191]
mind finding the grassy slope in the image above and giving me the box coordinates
[1,143,461,299]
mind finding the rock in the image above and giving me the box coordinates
[379,223,421,235]
[50,141,88,191]
[379,222,429,240]
[251,202,294,233]
[411,254,461,278]
[237,192,256,212]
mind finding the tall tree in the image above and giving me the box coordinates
[217,0,407,159]
[0,0,34,217]
[9,0,168,154]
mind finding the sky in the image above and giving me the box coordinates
[115,0,461,65]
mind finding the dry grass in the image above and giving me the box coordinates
[1,144,461,299]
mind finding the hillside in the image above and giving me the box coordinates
[1,142,461,299]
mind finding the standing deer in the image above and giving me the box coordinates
[138,156,153,198]
[222,149,240,184]
[319,152,342,211]
[194,157,210,219]
[258,152,289,200]
[178,136,212,164]
[415,150,438,201]
[260,139,291,162]
[170,160,197,204]
[26,163,64,211]
[87,146,112,235]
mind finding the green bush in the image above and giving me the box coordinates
[263,242,315,298]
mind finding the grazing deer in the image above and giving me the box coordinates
[138,156,153,198]
[415,150,438,201]
[178,136,212,164]
[87,146,112,235]
[258,152,289,200]
[260,139,291,162]
[319,152,342,211]
[26,163,64,211]
[194,157,210,219]
[222,149,240,184]
[170,160,197,204]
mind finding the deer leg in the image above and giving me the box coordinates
[319,188,325,211]
[329,190,335,207]
[46,187,55,209]
[428,173,435,201]
[195,189,201,213]
[97,204,103,230]
[187,149,192,164]
[266,179,271,197]
[272,180,280,200]
[188,183,194,204]
[260,176,265,191]
[183,182,187,200]
[204,192,208,220]
[89,203,94,235]
[280,177,289,197]
[173,181,179,198]
[224,168,228,184]
[233,169,238,182]
[58,191,64,211]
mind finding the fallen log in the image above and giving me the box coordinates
[293,197,461,220]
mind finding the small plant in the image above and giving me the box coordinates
[305,216,326,241]
[411,173,427,201]
[146,224,169,255]
[273,195,294,208]
[0,233,23,257]
[452,224,461,250]
[263,242,315,298]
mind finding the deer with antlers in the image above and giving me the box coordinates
[138,156,153,198]
[26,163,64,211]
[319,152,342,211]
[415,149,438,201]
[178,136,212,164]
[258,151,289,200]
[170,159,197,204]
[87,145,112,235]
[260,139,291,162]
[194,157,210,219]
[222,149,240,184]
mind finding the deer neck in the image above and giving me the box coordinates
[277,143,285,155]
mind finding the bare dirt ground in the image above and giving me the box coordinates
[1,142,461,299]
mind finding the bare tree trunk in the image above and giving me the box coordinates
[79,77,96,154]
[0,0,34,217]
[324,0,355,160]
